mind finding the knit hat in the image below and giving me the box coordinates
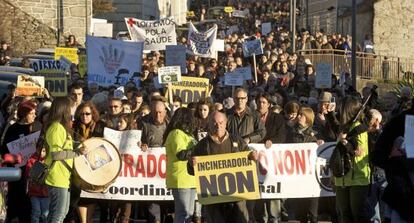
[17,100,37,119]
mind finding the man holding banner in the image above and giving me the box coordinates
[187,111,259,223]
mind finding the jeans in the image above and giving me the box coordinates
[31,197,50,223]
[47,186,71,223]
[336,185,369,223]
[205,200,249,223]
[171,188,196,223]
[366,180,386,223]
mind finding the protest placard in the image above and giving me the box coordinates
[251,142,336,199]
[224,6,233,13]
[243,39,263,57]
[78,55,87,77]
[166,45,186,73]
[213,39,225,52]
[93,23,113,38]
[35,69,67,97]
[261,22,272,36]
[87,36,144,87]
[125,17,177,51]
[7,131,41,167]
[54,47,78,64]
[31,59,68,73]
[315,63,333,89]
[81,128,174,200]
[168,76,210,106]
[194,151,260,205]
[15,75,44,97]
[224,72,244,86]
[232,9,249,18]
[187,22,218,58]
[158,66,182,84]
[405,115,414,158]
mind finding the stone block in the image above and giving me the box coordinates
[43,8,56,19]
[69,6,86,17]
[63,17,85,29]
[32,7,45,13]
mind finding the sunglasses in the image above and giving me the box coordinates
[80,112,91,116]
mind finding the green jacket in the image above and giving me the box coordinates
[45,122,73,188]
[165,129,196,189]
[335,122,370,186]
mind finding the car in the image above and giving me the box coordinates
[0,66,34,75]
[0,71,24,83]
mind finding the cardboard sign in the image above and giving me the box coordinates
[158,66,182,84]
[187,22,218,58]
[243,39,263,57]
[224,6,233,13]
[54,47,78,64]
[168,76,210,106]
[93,23,113,38]
[166,45,187,73]
[7,131,41,167]
[125,17,177,51]
[35,69,67,97]
[186,11,195,17]
[194,151,260,205]
[87,36,144,87]
[15,75,45,97]
[261,22,272,36]
[315,63,333,89]
[213,39,225,52]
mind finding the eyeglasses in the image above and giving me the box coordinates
[235,97,247,100]
[109,105,119,108]
[80,112,91,116]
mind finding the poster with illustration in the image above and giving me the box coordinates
[87,36,144,87]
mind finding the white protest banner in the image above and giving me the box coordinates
[224,72,244,86]
[232,9,249,18]
[158,66,182,84]
[243,39,263,57]
[31,59,69,73]
[315,63,333,89]
[125,17,176,51]
[93,23,113,38]
[261,22,272,36]
[187,22,218,58]
[81,128,173,200]
[405,115,414,158]
[166,45,187,73]
[7,131,41,167]
[90,18,107,33]
[87,36,143,87]
[251,142,336,199]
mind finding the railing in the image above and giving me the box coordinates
[297,49,414,81]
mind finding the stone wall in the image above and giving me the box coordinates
[0,0,57,56]
[1,0,91,50]
[373,0,414,58]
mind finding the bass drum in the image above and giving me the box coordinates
[73,137,122,193]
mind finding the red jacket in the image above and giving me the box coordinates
[25,154,48,197]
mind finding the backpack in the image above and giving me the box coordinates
[329,124,368,178]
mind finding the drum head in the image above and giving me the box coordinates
[74,137,121,187]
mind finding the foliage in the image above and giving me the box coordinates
[93,0,116,16]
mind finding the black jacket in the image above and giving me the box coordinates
[226,107,266,143]
[287,124,318,143]
[262,112,286,143]
[371,107,414,221]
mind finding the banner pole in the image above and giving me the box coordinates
[253,53,258,84]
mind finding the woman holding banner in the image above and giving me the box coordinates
[1,100,37,223]
[164,108,197,223]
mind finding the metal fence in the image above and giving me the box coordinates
[297,49,414,81]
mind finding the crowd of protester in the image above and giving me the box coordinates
[0,0,413,223]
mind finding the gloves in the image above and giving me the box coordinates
[2,153,23,165]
